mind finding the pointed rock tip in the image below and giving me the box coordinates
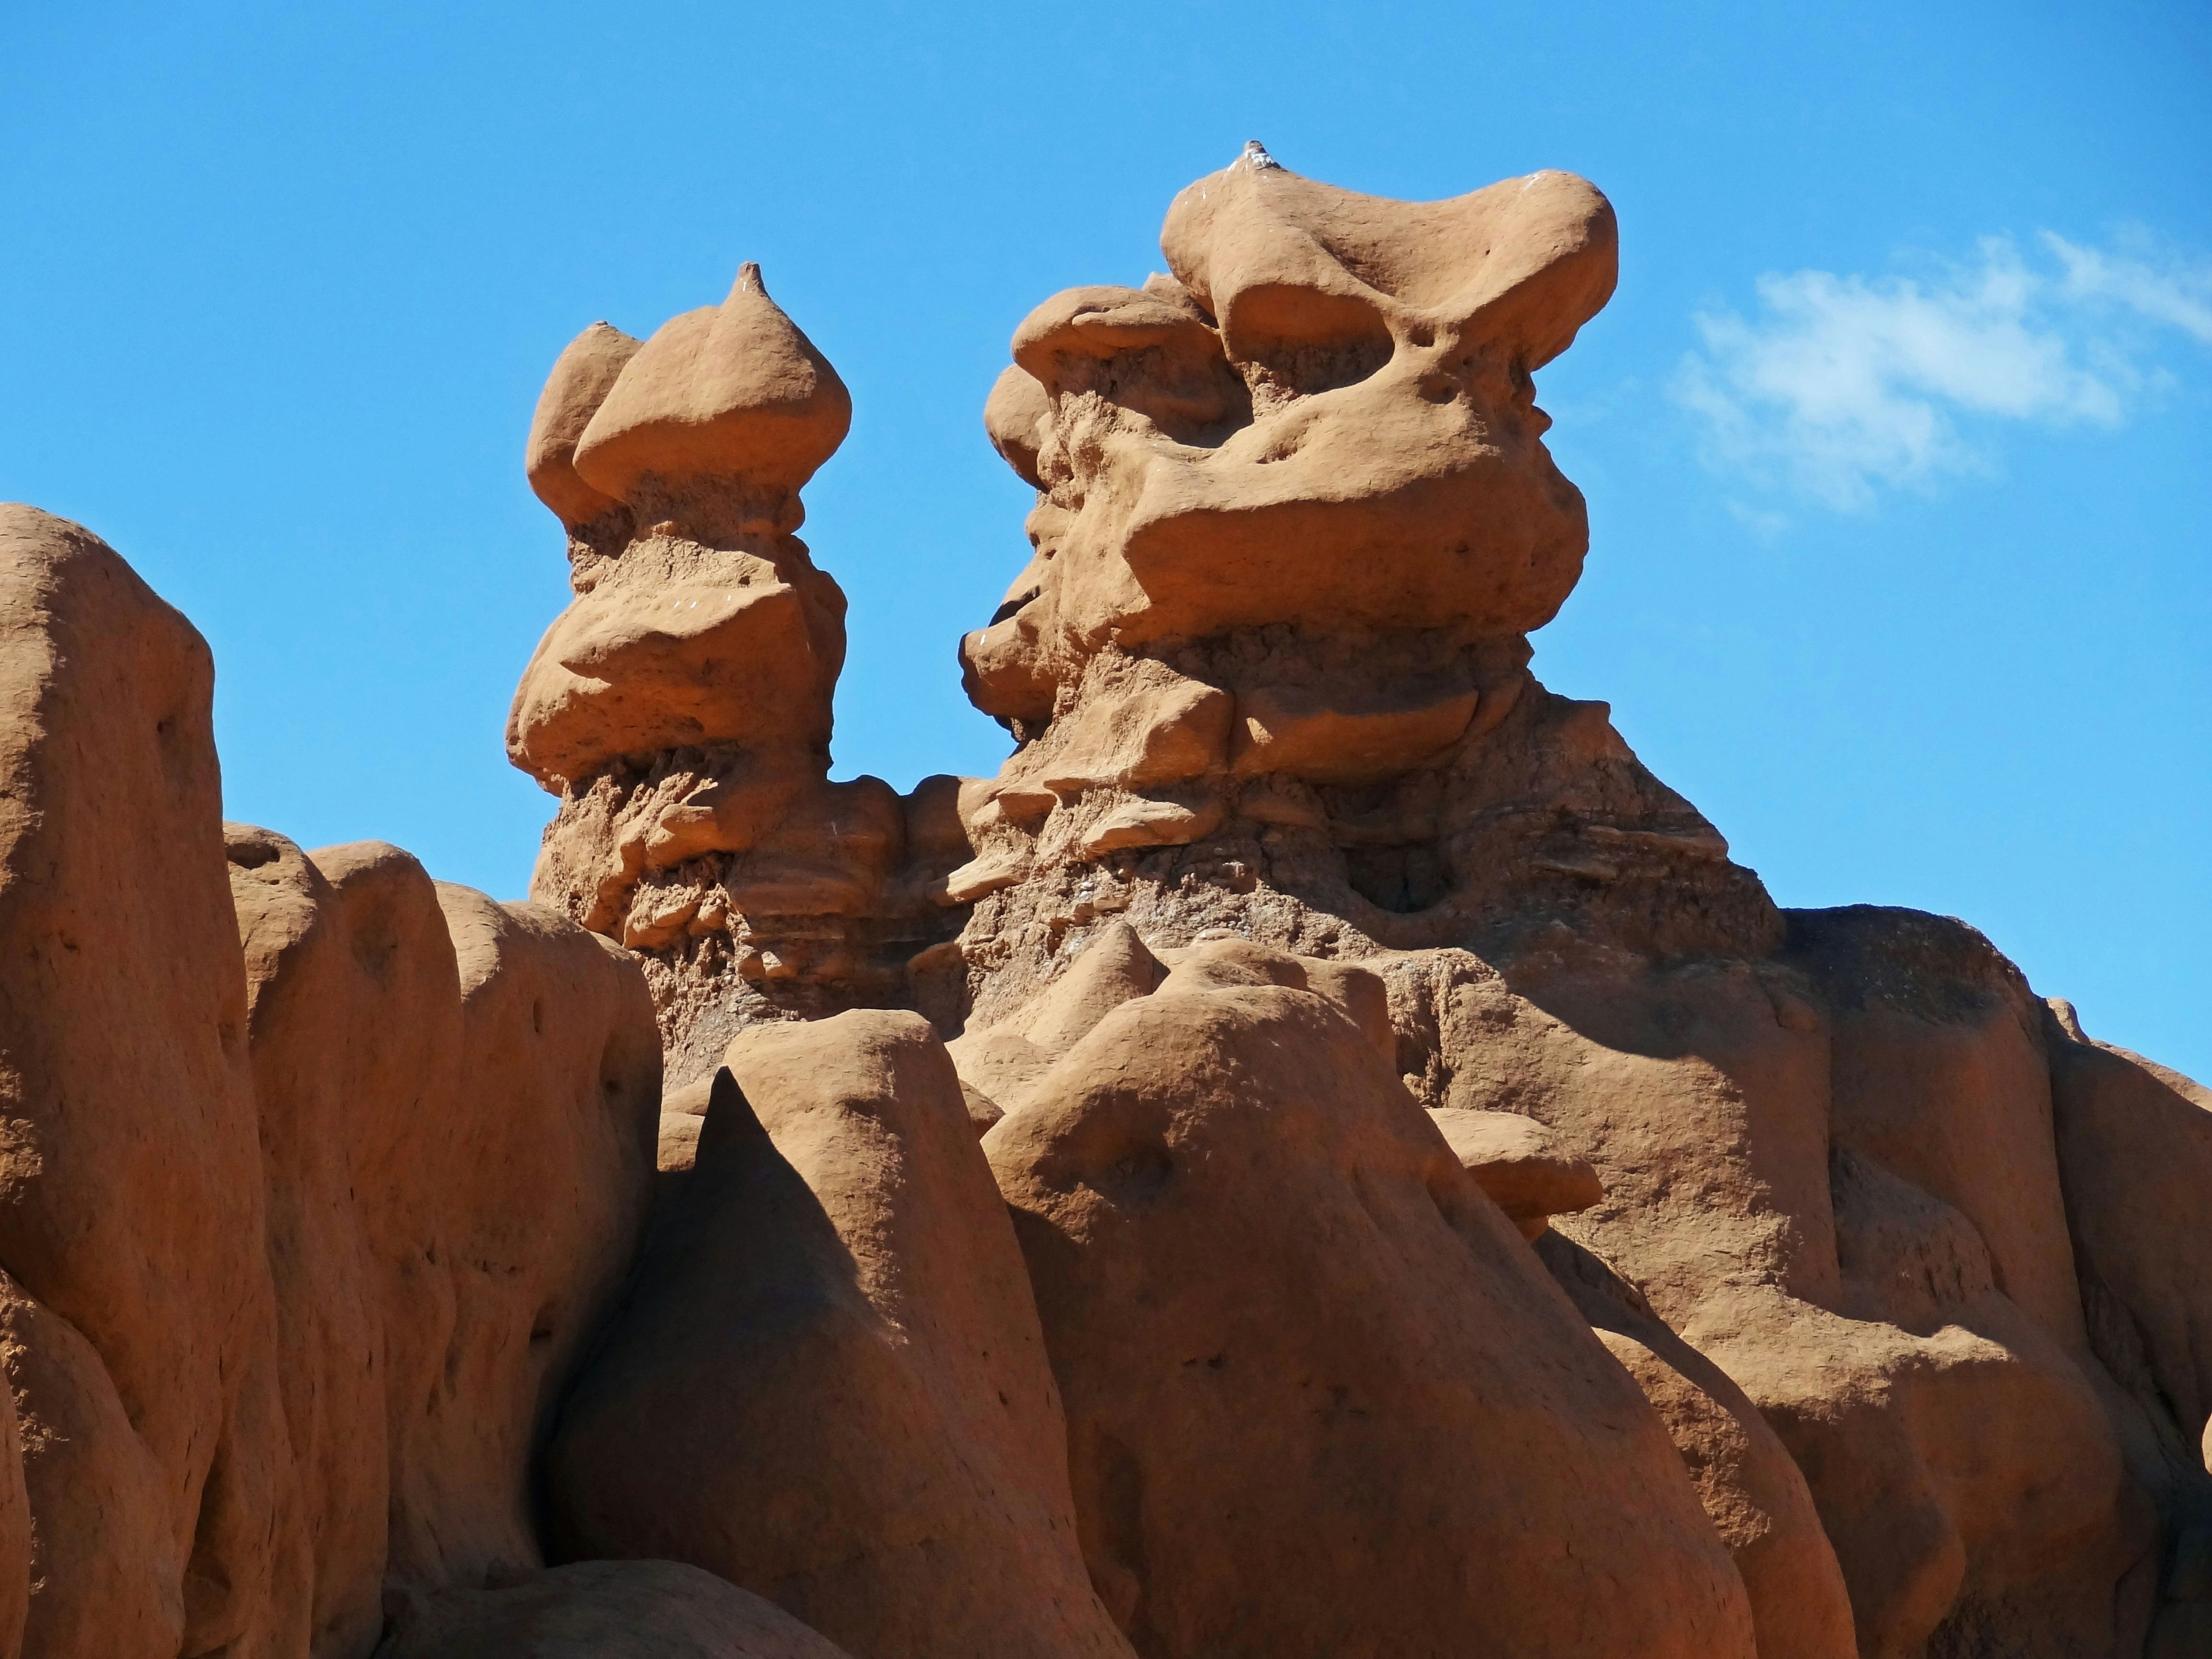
[1238,139,1283,172]
[731,262,768,301]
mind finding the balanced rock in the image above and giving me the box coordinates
[525,321,645,529]
[510,273,974,1084]
[543,1010,1132,1659]
[983,944,1760,1659]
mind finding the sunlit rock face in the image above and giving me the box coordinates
[948,145,1772,1013]
[507,267,971,1084]
[935,149,2204,1659]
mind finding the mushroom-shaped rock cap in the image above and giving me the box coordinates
[525,321,645,527]
[572,264,852,503]
[1009,283,1218,381]
[1162,144,1617,372]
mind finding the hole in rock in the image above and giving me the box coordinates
[1346,843,1450,914]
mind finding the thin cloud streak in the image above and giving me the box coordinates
[1676,232,2212,509]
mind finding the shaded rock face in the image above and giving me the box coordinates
[376,1560,857,1659]
[509,272,972,1085]
[544,1010,1133,1659]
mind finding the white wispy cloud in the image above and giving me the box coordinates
[1676,230,2212,510]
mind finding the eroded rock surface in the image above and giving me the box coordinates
[0,503,304,1659]
[929,148,2206,1657]
[0,137,2204,1659]
[0,506,665,1659]
[510,271,972,1085]
[982,942,1759,1658]
[544,1012,1132,1659]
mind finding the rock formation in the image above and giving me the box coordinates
[0,505,664,1658]
[924,146,2211,1657]
[375,1561,857,1659]
[541,1012,1133,1659]
[983,936,1760,1658]
[0,139,2202,1659]
[509,268,971,1086]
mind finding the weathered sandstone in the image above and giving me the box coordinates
[983,944,1759,1658]
[0,505,668,1659]
[928,147,2205,1657]
[0,133,2202,1659]
[230,828,661,1644]
[509,272,971,1085]
[544,1011,1132,1659]
[0,503,306,1659]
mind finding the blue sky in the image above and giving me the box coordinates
[3,1,2206,1078]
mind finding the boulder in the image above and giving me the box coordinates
[573,263,851,507]
[543,1010,1133,1659]
[983,969,1759,1659]
[1430,1107,1603,1239]
[376,1560,856,1659]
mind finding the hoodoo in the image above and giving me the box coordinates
[509,266,972,1084]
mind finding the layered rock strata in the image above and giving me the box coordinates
[509,268,971,1085]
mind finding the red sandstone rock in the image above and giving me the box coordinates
[227,829,661,1653]
[1430,1107,1603,1239]
[943,149,2205,1658]
[543,1012,1134,1659]
[510,274,971,1082]
[573,263,850,510]
[526,322,644,528]
[0,503,308,1659]
[984,965,1760,1659]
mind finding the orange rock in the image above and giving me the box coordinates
[573,264,851,510]
[543,1012,1135,1659]
[961,145,1613,732]
[2045,1003,2212,1637]
[984,971,1760,1659]
[0,505,308,1659]
[512,272,968,1061]
[229,827,662,1642]
[1229,682,1479,784]
[1430,1107,1603,1239]
[1537,1233,1858,1659]
[525,322,644,527]
[506,551,846,789]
